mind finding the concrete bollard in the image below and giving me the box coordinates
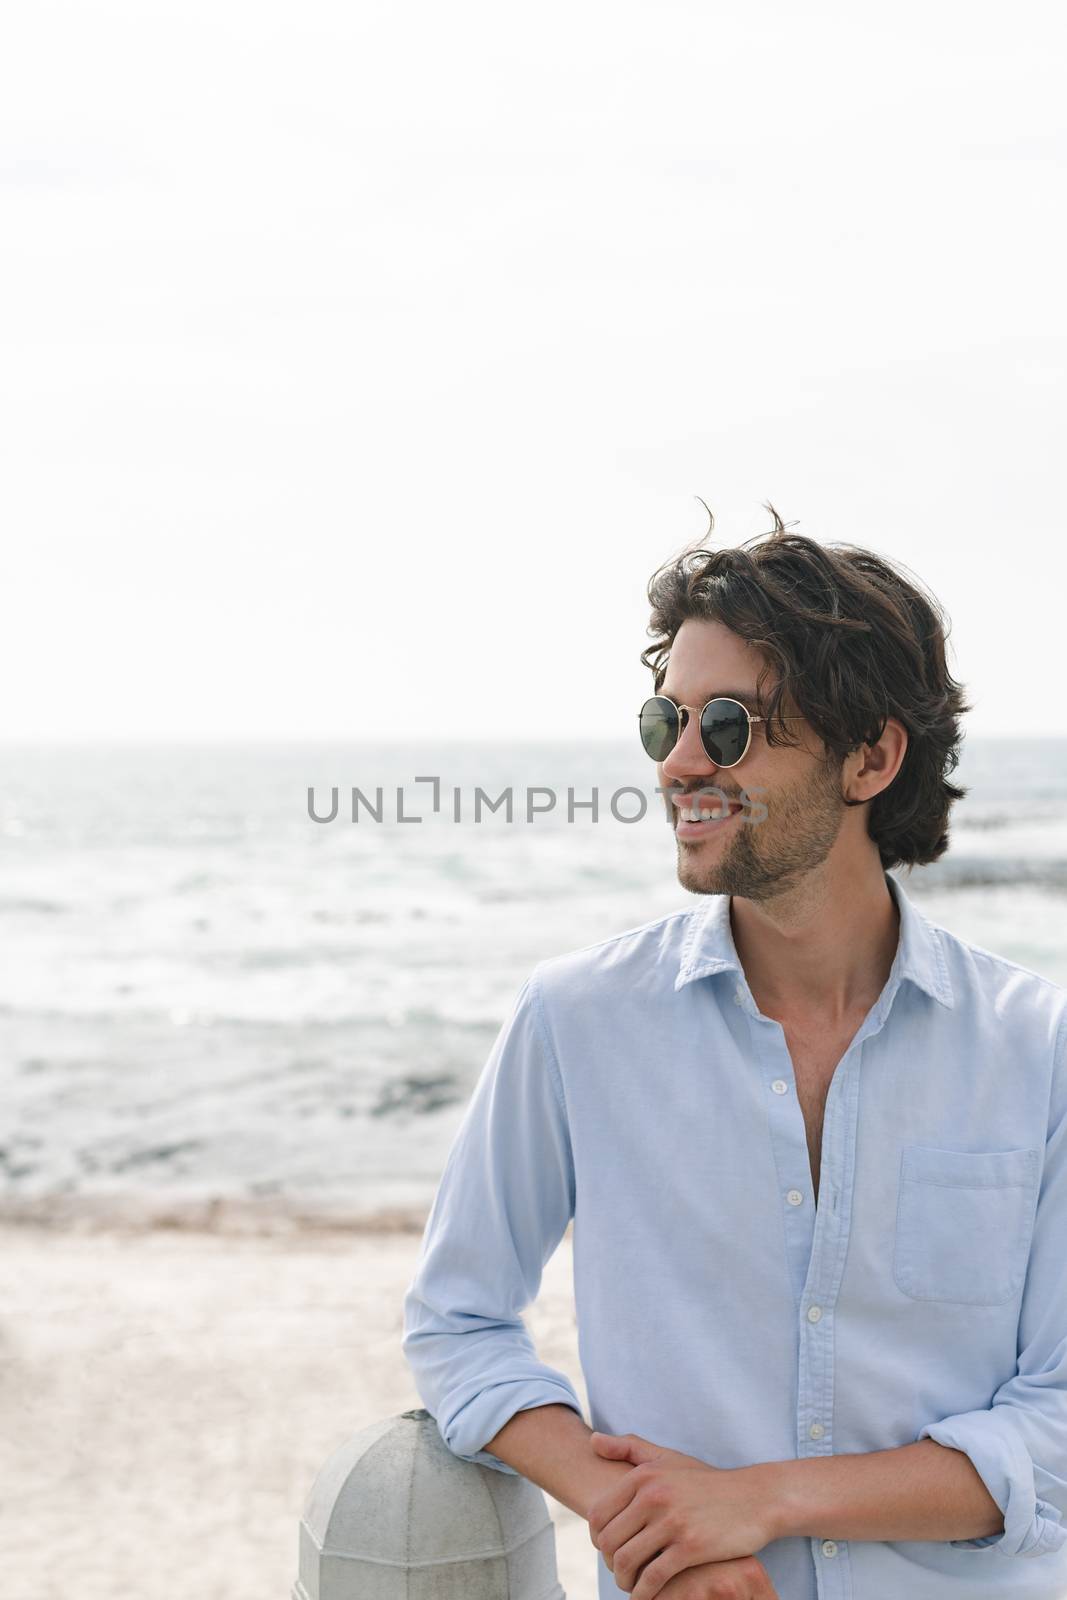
[294,1406,567,1599]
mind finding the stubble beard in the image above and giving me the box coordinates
[676,756,847,901]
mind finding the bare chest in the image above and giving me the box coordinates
[780,1023,864,1206]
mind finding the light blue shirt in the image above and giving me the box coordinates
[401,871,1067,1599]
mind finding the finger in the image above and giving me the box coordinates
[714,1554,778,1599]
[746,1554,782,1598]
[586,1472,640,1541]
[630,1543,690,1600]
[660,1556,776,1600]
[611,1522,675,1595]
[595,1498,650,1573]
[593,1431,654,1463]
[705,1555,779,1599]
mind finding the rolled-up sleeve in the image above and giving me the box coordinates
[916,1011,1067,1557]
[400,966,585,1474]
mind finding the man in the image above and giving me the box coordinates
[401,513,1067,1600]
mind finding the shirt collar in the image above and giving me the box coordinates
[674,869,954,1009]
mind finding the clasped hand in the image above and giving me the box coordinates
[586,1431,775,1600]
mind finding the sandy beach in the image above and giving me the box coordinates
[0,1218,594,1600]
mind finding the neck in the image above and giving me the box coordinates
[729,859,901,1023]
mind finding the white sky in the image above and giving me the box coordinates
[3,0,1065,741]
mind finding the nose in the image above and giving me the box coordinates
[659,708,723,788]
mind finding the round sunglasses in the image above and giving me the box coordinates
[638,694,803,768]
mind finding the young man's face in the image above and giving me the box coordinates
[655,617,849,900]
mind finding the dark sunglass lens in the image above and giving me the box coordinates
[639,697,680,760]
[700,699,748,766]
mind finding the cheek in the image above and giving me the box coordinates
[735,763,772,810]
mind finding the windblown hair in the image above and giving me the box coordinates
[641,503,972,870]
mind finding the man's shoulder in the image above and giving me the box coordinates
[531,903,701,1000]
[935,913,1065,999]
[924,904,1067,1045]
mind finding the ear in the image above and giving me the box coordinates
[843,717,908,804]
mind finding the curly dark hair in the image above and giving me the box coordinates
[641,502,972,871]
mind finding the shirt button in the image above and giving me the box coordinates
[771,1079,788,1094]
[734,984,744,1004]
[807,1305,823,1323]
[821,1540,838,1557]
[786,1189,804,1206]
[809,1421,824,1439]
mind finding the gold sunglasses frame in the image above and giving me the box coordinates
[639,694,805,769]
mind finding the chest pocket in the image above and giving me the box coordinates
[893,1144,1041,1306]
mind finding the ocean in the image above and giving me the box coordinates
[3,737,1066,1231]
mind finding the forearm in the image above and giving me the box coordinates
[484,1403,634,1519]
[762,1439,1005,1544]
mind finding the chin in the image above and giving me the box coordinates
[677,858,723,893]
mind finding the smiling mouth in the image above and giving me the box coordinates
[676,802,742,822]
[672,797,745,840]
[672,791,744,821]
